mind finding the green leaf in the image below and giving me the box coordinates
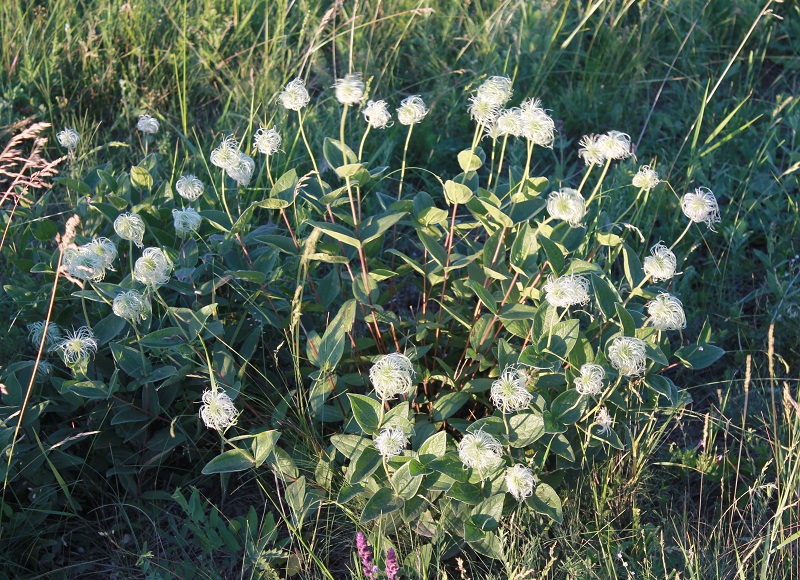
[323,137,358,169]
[348,446,382,484]
[591,273,621,320]
[471,493,504,531]
[130,166,153,190]
[538,234,564,274]
[433,391,470,422]
[111,342,152,378]
[252,430,281,467]
[94,313,127,346]
[139,327,186,349]
[550,390,586,425]
[418,431,448,464]
[55,177,91,196]
[457,148,485,172]
[201,448,256,474]
[465,280,498,314]
[270,168,298,205]
[447,481,484,505]
[429,453,469,482]
[615,303,636,336]
[360,212,406,245]
[443,180,474,205]
[347,394,383,435]
[509,412,545,447]
[622,243,645,288]
[34,219,58,242]
[417,229,448,268]
[309,221,361,249]
[317,299,356,370]
[675,344,725,370]
[392,461,423,500]
[539,319,580,360]
[526,482,563,523]
[510,222,539,273]
[360,487,403,523]
[414,191,449,226]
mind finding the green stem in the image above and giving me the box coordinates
[398,124,414,200]
[585,160,611,208]
[357,125,371,162]
[297,110,324,191]
[669,221,693,251]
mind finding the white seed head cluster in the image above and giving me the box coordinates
[199,388,239,431]
[632,165,660,190]
[253,126,282,156]
[490,108,523,138]
[643,242,677,282]
[175,174,205,201]
[505,464,535,501]
[396,95,429,126]
[333,73,365,106]
[457,429,503,473]
[373,426,408,458]
[647,293,686,331]
[63,238,117,282]
[578,134,605,166]
[490,365,532,413]
[468,96,500,127]
[28,321,63,350]
[369,352,416,400]
[112,290,151,323]
[278,78,311,111]
[519,98,555,147]
[362,100,392,129]
[114,213,146,247]
[595,407,614,435]
[547,187,586,228]
[57,128,80,150]
[52,326,97,366]
[573,363,605,396]
[137,114,159,134]
[681,186,721,230]
[173,207,202,237]
[134,247,172,287]
[608,336,647,377]
[476,76,513,107]
[544,274,591,309]
[597,130,631,160]
[210,135,254,186]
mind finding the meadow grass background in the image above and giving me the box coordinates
[0,0,799,577]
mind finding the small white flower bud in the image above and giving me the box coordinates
[112,290,151,323]
[199,388,239,431]
[52,326,97,366]
[134,247,172,287]
[519,98,555,147]
[172,207,202,237]
[544,274,591,309]
[468,96,500,127]
[28,321,63,350]
[137,114,159,134]
[597,130,631,160]
[114,213,146,247]
[643,242,677,282]
[490,365,532,413]
[476,76,513,107]
[253,126,281,155]
[458,430,503,475]
[608,336,647,377]
[632,165,660,190]
[225,151,255,187]
[210,135,240,170]
[547,187,586,228]
[57,128,80,150]
[681,186,721,231]
[279,78,311,111]
[369,353,416,400]
[578,134,605,166]
[396,95,428,125]
[373,426,408,458]
[493,108,523,138]
[595,407,614,435]
[574,363,605,396]
[362,100,392,129]
[333,73,365,106]
[647,293,686,331]
[505,464,535,501]
[175,174,205,201]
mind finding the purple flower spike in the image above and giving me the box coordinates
[385,547,399,580]
[355,531,376,579]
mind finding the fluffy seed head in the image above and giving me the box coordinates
[493,108,523,138]
[369,353,416,400]
[681,186,721,230]
[114,213,146,247]
[137,114,159,134]
[490,365,532,413]
[279,78,310,111]
[608,336,647,377]
[468,95,500,127]
[199,388,239,431]
[547,187,586,227]
[64,238,116,282]
[505,464,535,501]
[175,174,205,201]
[574,363,605,396]
[373,426,408,458]
[396,95,428,125]
[210,135,240,170]
[519,98,555,147]
[134,247,172,287]
[112,290,151,323]
[544,274,591,309]
[172,207,202,237]
[226,152,255,186]
[632,165,660,190]
[52,326,97,366]
[333,73,365,106]
[597,130,631,160]
[643,242,677,282]
[476,76,513,107]
[595,407,614,435]
[28,321,63,350]
[253,126,281,156]
[647,293,686,331]
[578,134,605,166]
[57,128,80,150]
[458,430,503,474]
[362,100,392,129]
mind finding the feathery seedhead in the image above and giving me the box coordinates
[137,114,159,134]
[253,126,281,156]
[210,135,240,170]
[681,186,721,230]
[362,100,392,129]
[578,134,605,166]
[608,336,647,377]
[114,213,146,247]
[397,95,428,125]
[134,247,172,287]
[547,187,586,227]
[373,426,408,458]
[490,365,532,413]
[369,353,416,400]
[476,76,513,107]
[52,326,97,366]
[643,242,677,282]
[226,151,255,186]
[597,130,631,160]
[199,388,239,431]
[57,128,80,150]
[334,73,365,106]
[279,78,310,111]
[458,429,503,474]
[112,290,151,323]
[519,98,555,147]
[595,407,614,435]
[544,274,591,308]
[172,207,202,237]
[505,464,535,501]
[27,321,63,350]
[632,165,660,190]
[647,293,686,331]
[175,174,205,201]
[574,363,605,396]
